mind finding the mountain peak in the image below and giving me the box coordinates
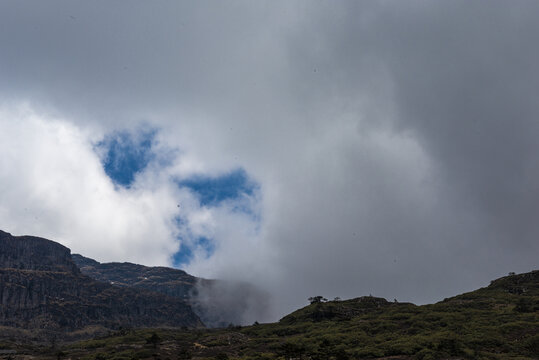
[0,230,79,273]
[0,230,203,338]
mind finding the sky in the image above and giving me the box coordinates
[1,1,539,323]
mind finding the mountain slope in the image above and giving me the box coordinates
[72,254,270,328]
[47,270,539,360]
[0,230,203,341]
[71,254,200,300]
[4,228,538,359]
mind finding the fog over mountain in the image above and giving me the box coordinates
[1,1,539,321]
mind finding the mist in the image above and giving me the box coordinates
[190,280,272,327]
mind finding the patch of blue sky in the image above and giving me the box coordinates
[173,236,215,267]
[172,244,192,267]
[178,168,258,207]
[95,127,157,187]
[173,170,261,267]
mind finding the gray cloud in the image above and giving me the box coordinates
[1,1,539,321]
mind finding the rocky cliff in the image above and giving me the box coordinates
[0,230,203,337]
[0,230,78,273]
[72,254,201,299]
[72,254,271,328]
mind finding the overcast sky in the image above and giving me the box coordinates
[1,1,539,321]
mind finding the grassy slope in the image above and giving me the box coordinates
[6,270,539,360]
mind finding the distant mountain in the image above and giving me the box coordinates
[0,230,203,341]
[71,254,200,301]
[72,254,271,328]
[11,268,538,359]
[2,229,539,359]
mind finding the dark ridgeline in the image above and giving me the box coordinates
[0,230,203,338]
[0,230,78,273]
[72,254,270,328]
[71,254,201,300]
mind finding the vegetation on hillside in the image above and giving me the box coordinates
[5,270,537,360]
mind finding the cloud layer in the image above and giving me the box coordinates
[1,1,539,321]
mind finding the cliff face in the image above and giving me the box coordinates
[0,231,203,334]
[72,254,199,299]
[0,230,78,273]
[72,254,271,328]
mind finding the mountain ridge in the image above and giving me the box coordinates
[16,268,536,359]
[0,229,78,273]
[3,229,538,359]
[71,253,201,300]
[0,230,203,341]
[71,253,270,328]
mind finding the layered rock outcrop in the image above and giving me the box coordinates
[72,254,200,299]
[72,254,270,328]
[0,230,203,333]
[0,230,78,273]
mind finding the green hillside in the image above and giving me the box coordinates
[10,270,537,360]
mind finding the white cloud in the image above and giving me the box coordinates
[0,103,265,274]
[2,1,539,323]
[0,104,181,265]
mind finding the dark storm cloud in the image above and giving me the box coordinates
[312,1,539,252]
[0,1,287,123]
[383,2,539,251]
[257,0,539,308]
[1,1,539,320]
